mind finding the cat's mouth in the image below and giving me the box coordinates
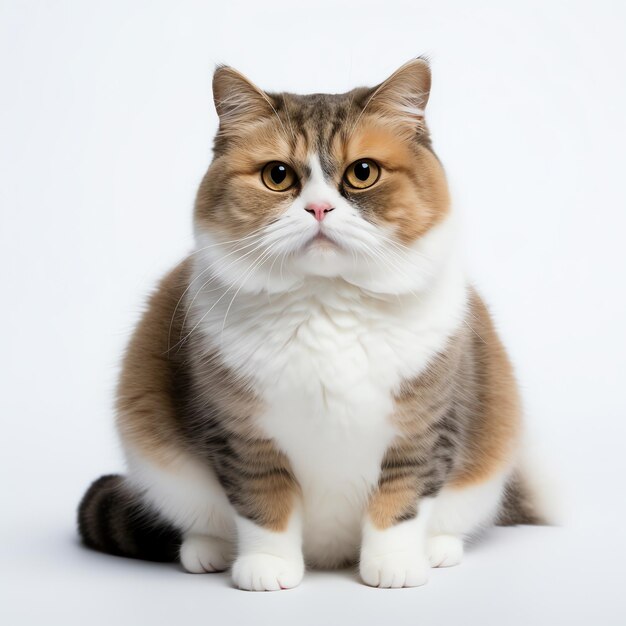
[305,230,343,251]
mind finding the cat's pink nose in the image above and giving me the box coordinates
[305,202,334,222]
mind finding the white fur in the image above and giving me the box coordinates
[124,447,235,540]
[231,512,305,591]
[122,152,515,589]
[516,430,565,525]
[360,500,433,588]
[180,534,232,573]
[428,467,510,537]
[189,211,468,569]
[426,535,464,568]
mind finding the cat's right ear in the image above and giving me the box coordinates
[212,66,275,136]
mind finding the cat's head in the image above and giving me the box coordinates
[194,59,453,295]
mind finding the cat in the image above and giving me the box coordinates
[78,58,549,591]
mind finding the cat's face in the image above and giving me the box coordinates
[194,60,452,295]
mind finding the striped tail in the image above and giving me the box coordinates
[496,471,545,526]
[496,441,562,527]
[77,474,181,562]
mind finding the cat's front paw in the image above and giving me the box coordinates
[360,551,429,588]
[231,553,304,591]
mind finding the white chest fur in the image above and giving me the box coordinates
[194,255,467,566]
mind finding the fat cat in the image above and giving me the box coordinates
[78,59,548,590]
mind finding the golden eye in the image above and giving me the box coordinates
[344,159,380,189]
[261,161,297,192]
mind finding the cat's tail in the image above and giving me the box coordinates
[496,439,563,526]
[77,474,181,562]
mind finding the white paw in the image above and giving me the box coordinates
[360,552,429,588]
[231,553,304,591]
[180,534,232,573]
[426,535,463,568]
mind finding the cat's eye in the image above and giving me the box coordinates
[261,162,297,192]
[343,159,380,189]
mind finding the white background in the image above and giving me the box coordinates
[1,0,625,624]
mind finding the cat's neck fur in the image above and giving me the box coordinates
[188,214,468,395]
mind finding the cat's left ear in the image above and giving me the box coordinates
[367,58,431,133]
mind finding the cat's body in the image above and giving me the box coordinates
[78,60,548,590]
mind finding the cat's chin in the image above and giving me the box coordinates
[293,242,350,278]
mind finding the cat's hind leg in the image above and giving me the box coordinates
[426,534,464,568]
[180,534,233,573]
[426,467,510,568]
[124,446,237,573]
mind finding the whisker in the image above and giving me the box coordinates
[167,232,283,350]
[175,219,298,341]
[179,239,269,337]
[171,246,273,353]
[219,241,282,343]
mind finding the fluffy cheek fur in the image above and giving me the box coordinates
[194,126,298,240]
[192,108,450,300]
[341,122,450,245]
